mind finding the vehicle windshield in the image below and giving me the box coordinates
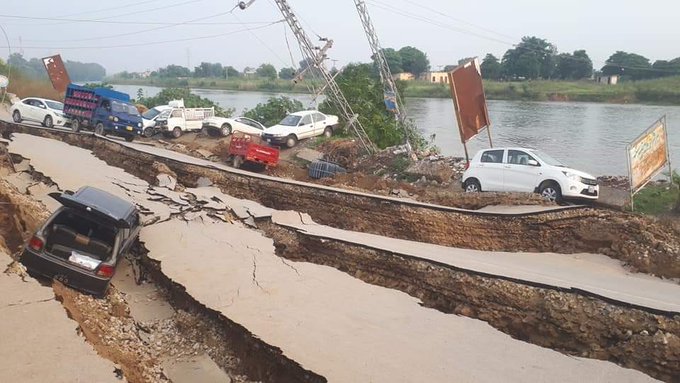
[45,100,64,111]
[112,101,141,116]
[279,115,301,126]
[142,108,163,120]
[531,150,564,167]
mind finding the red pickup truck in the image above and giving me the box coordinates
[228,134,280,169]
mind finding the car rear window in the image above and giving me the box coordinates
[480,150,504,163]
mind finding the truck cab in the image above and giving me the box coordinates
[153,99,214,138]
[63,84,143,142]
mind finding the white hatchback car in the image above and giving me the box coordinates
[461,147,599,202]
[262,110,339,148]
[10,97,70,128]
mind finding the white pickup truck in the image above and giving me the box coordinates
[154,100,215,138]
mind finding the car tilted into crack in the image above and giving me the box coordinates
[462,147,599,202]
[10,97,70,128]
[20,186,141,296]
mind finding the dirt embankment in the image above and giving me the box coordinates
[3,123,678,279]
[262,222,680,382]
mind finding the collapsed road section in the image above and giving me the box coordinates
[2,120,678,280]
[1,131,678,382]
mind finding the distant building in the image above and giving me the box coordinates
[243,67,257,77]
[392,72,415,81]
[597,74,619,85]
[424,71,450,84]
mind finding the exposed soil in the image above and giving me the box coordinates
[262,221,680,382]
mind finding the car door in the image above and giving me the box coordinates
[297,114,314,138]
[475,149,506,191]
[22,99,38,121]
[312,112,327,136]
[503,150,542,192]
[33,100,49,122]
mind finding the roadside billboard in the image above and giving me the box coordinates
[448,58,492,161]
[42,54,70,93]
[627,116,670,195]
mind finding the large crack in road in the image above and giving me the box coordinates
[0,129,678,382]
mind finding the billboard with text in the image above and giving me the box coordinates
[627,116,670,193]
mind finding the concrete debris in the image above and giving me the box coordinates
[196,177,213,187]
[390,188,411,198]
[404,160,455,183]
[156,174,177,190]
[295,148,323,163]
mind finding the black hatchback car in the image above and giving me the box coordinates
[20,186,140,296]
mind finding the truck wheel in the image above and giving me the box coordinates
[94,123,105,136]
[201,127,210,136]
[172,127,182,139]
[12,110,21,123]
[143,127,154,138]
[125,135,134,142]
[221,124,232,137]
[43,115,54,128]
[233,156,243,169]
[285,134,298,148]
[71,119,80,132]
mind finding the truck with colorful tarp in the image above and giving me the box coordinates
[63,84,143,142]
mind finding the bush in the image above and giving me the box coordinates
[138,88,234,117]
[243,96,304,126]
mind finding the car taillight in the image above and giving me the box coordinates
[96,265,115,278]
[464,161,470,170]
[28,236,44,251]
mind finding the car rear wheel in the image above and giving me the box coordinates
[221,124,232,137]
[323,126,333,138]
[464,179,481,193]
[233,155,243,169]
[285,134,298,148]
[43,115,54,128]
[12,110,21,123]
[172,127,182,139]
[94,123,105,136]
[201,126,210,136]
[539,181,562,202]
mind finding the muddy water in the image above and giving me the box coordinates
[115,84,680,176]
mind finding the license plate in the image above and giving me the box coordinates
[588,186,595,193]
[126,126,133,131]
[68,251,101,270]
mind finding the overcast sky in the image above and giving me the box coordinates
[1,0,678,75]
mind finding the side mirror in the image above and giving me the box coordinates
[528,159,539,166]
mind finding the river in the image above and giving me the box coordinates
[114,84,680,176]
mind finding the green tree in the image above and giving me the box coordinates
[380,48,403,73]
[601,51,652,80]
[279,67,296,80]
[194,62,223,78]
[319,63,415,149]
[138,88,234,117]
[255,63,277,80]
[502,36,557,80]
[398,46,430,77]
[243,96,303,127]
[224,66,241,78]
[652,59,680,77]
[555,50,593,80]
[156,65,191,78]
[480,54,503,80]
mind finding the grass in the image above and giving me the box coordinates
[633,171,680,215]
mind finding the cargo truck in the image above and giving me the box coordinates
[63,84,143,142]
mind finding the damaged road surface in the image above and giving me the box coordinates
[2,132,677,382]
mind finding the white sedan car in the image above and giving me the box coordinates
[10,97,70,128]
[461,147,599,202]
[201,116,266,137]
[262,110,339,148]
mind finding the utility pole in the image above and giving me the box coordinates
[241,0,376,153]
[354,0,413,153]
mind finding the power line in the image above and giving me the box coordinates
[19,11,256,43]
[0,15,274,26]
[0,20,285,50]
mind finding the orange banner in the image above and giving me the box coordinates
[448,59,490,143]
[42,54,71,93]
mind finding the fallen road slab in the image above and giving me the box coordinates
[0,253,122,383]
[271,211,680,315]
[141,219,658,382]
